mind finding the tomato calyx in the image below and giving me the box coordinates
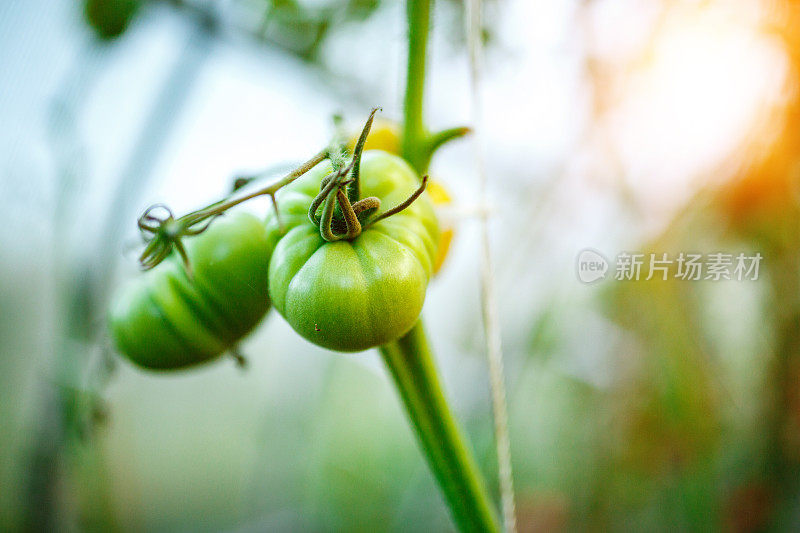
[307,108,430,242]
[137,204,219,279]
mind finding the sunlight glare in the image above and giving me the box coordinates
[608,2,788,220]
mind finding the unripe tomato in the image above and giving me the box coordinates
[349,122,455,273]
[266,151,440,352]
[109,212,272,370]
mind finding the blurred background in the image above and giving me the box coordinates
[2,0,800,530]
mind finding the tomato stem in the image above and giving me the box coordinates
[397,8,499,526]
[380,322,501,533]
[402,0,431,174]
[136,148,328,270]
[401,1,472,175]
[188,147,329,223]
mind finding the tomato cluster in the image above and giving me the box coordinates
[108,148,442,368]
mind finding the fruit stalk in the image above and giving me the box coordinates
[380,322,500,533]
[402,0,430,174]
[386,0,501,530]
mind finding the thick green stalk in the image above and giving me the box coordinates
[394,1,499,530]
[380,322,500,533]
[401,0,472,175]
[402,0,431,174]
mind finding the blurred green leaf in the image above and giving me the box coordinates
[83,0,141,40]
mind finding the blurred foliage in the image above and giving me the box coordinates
[80,0,496,59]
[568,4,800,529]
[249,0,381,59]
[506,3,800,531]
[80,0,384,59]
[84,0,142,40]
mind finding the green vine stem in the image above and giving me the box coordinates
[401,0,471,175]
[187,148,329,225]
[402,0,430,174]
[383,0,501,531]
[380,323,500,533]
[136,148,329,273]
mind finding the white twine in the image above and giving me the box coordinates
[465,1,517,532]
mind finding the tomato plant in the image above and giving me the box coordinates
[265,149,439,352]
[108,211,272,370]
[104,101,496,531]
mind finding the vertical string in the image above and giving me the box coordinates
[465,1,517,532]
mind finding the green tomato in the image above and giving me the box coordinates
[266,150,440,352]
[109,211,272,370]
